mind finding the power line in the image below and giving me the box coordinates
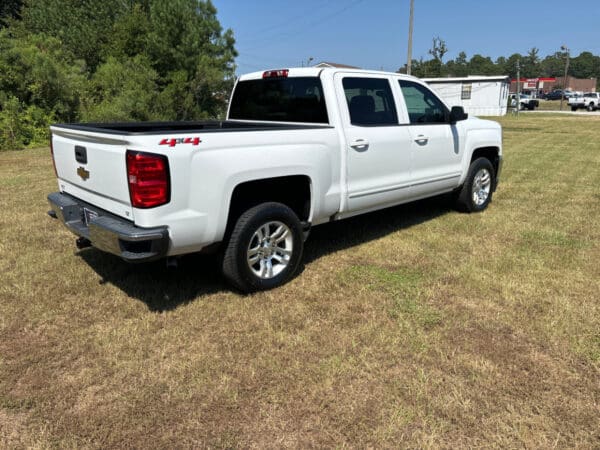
[235,1,339,41]
[240,0,365,51]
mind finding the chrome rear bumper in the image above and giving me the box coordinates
[47,192,169,262]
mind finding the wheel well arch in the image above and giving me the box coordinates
[226,175,312,231]
[471,146,500,177]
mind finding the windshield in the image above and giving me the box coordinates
[229,77,329,124]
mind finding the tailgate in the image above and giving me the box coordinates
[51,126,133,220]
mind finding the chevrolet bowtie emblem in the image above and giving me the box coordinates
[77,166,90,181]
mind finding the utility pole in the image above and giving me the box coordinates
[406,0,414,75]
[516,60,520,117]
[560,45,570,111]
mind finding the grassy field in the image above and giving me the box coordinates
[1,114,599,448]
[536,99,575,111]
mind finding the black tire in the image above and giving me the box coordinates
[571,106,578,111]
[222,202,303,293]
[528,103,535,110]
[587,103,594,112]
[454,158,495,213]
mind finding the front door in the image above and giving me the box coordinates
[398,79,464,197]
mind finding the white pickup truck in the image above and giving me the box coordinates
[48,67,503,292]
[568,92,600,111]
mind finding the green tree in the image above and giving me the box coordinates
[144,0,237,120]
[0,94,55,150]
[0,31,85,122]
[428,36,448,63]
[503,53,523,78]
[82,56,160,122]
[103,3,152,60]
[0,0,23,28]
[522,47,540,77]
[20,0,128,70]
[494,56,507,74]
[540,52,566,77]
[570,51,600,79]
[446,51,469,76]
[468,54,497,75]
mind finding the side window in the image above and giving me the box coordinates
[343,77,398,126]
[399,80,448,124]
[461,82,472,100]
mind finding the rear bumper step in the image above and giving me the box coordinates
[47,192,169,262]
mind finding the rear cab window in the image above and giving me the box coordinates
[229,77,329,124]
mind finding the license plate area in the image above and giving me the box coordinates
[83,207,99,226]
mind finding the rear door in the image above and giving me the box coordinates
[397,79,464,197]
[335,73,413,212]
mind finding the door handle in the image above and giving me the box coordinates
[350,139,369,150]
[414,135,429,145]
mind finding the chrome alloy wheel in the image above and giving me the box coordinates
[472,168,492,206]
[247,221,293,279]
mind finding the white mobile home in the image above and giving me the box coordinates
[422,76,510,116]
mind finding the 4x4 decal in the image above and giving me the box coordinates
[159,137,202,147]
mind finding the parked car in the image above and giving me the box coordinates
[510,93,539,110]
[545,90,565,100]
[48,67,503,292]
[568,92,600,111]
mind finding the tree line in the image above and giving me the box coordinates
[0,0,236,150]
[402,38,600,85]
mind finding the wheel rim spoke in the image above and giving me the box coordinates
[247,220,294,279]
[275,247,292,257]
[471,168,491,206]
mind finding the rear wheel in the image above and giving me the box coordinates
[454,158,495,213]
[222,202,304,293]
[571,106,578,111]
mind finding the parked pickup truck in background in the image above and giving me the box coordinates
[511,93,539,110]
[568,92,600,111]
[48,67,503,292]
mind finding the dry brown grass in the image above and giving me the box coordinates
[1,114,599,448]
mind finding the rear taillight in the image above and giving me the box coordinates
[50,135,58,177]
[126,150,170,208]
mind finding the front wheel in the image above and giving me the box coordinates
[222,202,304,293]
[587,103,595,112]
[454,158,495,213]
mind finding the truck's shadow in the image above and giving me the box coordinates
[79,195,452,312]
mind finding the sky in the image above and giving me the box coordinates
[213,0,600,75]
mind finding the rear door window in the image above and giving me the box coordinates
[342,77,398,126]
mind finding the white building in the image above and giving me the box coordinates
[422,76,510,116]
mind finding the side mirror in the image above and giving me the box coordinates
[449,106,468,123]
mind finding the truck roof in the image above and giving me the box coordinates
[238,67,418,81]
